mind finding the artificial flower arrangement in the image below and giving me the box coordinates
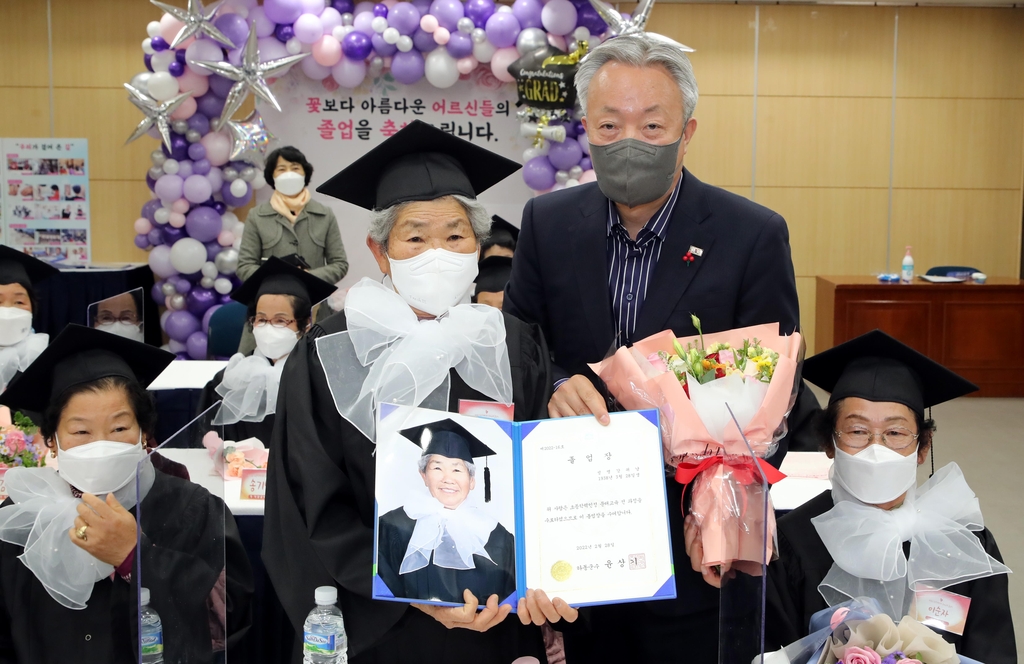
[591,316,802,576]
[0,408,47,502]
[202,431,269,479]
[761,597,970,664]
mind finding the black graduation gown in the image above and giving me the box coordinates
[197,368,277,446]
[377,507,517,604]
[766,490,1017,663]
[0,469,253,664]
[263,311,552,664]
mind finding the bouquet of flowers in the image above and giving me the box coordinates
[590,316,802,574]
[0,409,47,502]
[202,432,269,479]
[761,597,970,664]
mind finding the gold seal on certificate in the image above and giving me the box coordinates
[550,560,572,582]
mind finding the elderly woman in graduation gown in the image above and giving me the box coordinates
[765,330,1015,663]
[198,257,337,445]
[0,325,252,664]
[263,121,552,664]
[0,246,59,392]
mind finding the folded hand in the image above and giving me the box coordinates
[517,588,577,626]
[413,589,511,632]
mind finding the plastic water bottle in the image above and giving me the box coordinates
[140,587,164,664]
[303,586,348,664]
[901,246,914,283]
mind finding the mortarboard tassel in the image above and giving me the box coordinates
[484,458,491,503]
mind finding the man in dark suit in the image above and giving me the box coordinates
[505,33,815,662]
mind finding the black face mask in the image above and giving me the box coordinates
[589,137,681,207]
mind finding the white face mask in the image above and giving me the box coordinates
[253,324,300,360]
[388,248,479,317]
[0,306,33,347]
[832,443,919,505]
[96,321,144,342]
[274,171,306,196]
[56,432,147,495]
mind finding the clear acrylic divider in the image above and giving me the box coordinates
[87,287,146,342]
[717,404,771,664]
[136,402,227,663]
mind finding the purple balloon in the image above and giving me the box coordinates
[206,241,223,262]
[411,0,431,14]
[207,167,224,192]
[144,53,154,72]
[162,226,186,245]
[446,31,473,58]
[134,234,151,250]
[576,4,606,34]
[152,281,167,304]
[390,50,424,84]
[429,0,464,30]
[192,158,211,175]
[372,33,398,56]
[175,49,187,63]
[249,6,277,38]
[187,112,210,135]
[185,206,223,242]
[196,93,225,118]
[264,0,304,24]
[214,13,250,48]
[168,60,185,77]
[342,31,373,60]
[562,120,578,139]
[275,23,296,42]
[373,3,388,16]
[213,201,227,215]
[155,174,185,202]
[579,156,592,171]
[485,12,521,49]
[548,137,583,170]
[352,12,376,36]
[147,228,164,246]
[183,174,214,204]
[208,74,235,98]
[188,142,206,161]
[411,27,436,52]
[173,352,189,361]
[220,181,252,207]
[333,0,355,11]
[141,199,162,223]
[175,277,192,294]
[186,288,218,317]
[218,293,234,305]
[201,304,222,334]
[165,310,201,343]
[465,0,496,27]
[387,3,421,35]
[177,160,194,179]
[522,156,556,190]
[151,36,169,51]
[512,0,543,29]
[146,173,157,192]
[185,330,209,360]
[170,134,189,161]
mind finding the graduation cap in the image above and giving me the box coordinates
[0,245,59,289]
[316,120,521,211]
[231,256,337,307]
[400,418,496,502]
[475,256,513,294]
[0,324,174,413]
[802,329,978,417]
[482,215,520,253]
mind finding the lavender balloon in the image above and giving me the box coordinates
[429,0,465,30]
[388,3,421,35]
[264,0,304,24]
[485,12,521,49]
[165,310,201,343]
[522,156,556,190]
[155,174,184,202]
[390,50,425,84]
[196,93,225,118]
[206,241,223,262]
[512,0,543,29]
[411,27,436,52]
[214,13,250,47]
[465,0,496,27]
[141,199,162,223]
[175,277,193,294]
[187,112,210,135]
[182,174,213,204]
[188,142,206,160]
[185,206,223,242]
[352,11,376,36]
[186,288,218,316]
[580,156,592,171]
[152,282,167,305]
[220,181,252,207]
[372,33,398,56]
[548,138,584,170]
[135,234,151,250]
[446,31,473,58]
[186,331,209,360]
[201,304,222,334]
[192,158,211,175]
[208,74,235,97]
[342,30,373,59]
[147,228,164,246]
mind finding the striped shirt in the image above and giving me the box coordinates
[607,176,683,345]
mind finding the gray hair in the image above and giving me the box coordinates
[367,194,491,250]
[575,35,699,122]
[417,454,476,477]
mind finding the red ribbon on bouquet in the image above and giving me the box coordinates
[674,455,786,487]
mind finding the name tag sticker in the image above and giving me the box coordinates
[458,400,514,422]
[910,588,971,635]
[240,468,267,500]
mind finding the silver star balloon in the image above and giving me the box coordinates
[192,22,309,130]
[150,0,237,49]
[587,0,693,51]
[123,83,194,152]
[225,110,276,168]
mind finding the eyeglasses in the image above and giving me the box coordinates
[95,312,140,325]
[249,316,295,329]
[834,427,920,451]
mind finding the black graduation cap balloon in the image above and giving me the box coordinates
[231,256,337,307]
[508,44,579,111]
[400,418,496,502]
[0,324,174,414]
[316,120,521,211]
[0,245,60,288]
[802,329,978,416]
[475,256,513,294]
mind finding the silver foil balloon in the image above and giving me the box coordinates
[224,110,276,168]
[151,150,167,166]
[149,166,165,180]
[569,165,584,180]
[150,0,238,49]
[341,12,354,26]
[167,293,186,311]
[457,17,475,34]
[130,71,153,91]
[239,167,257,182]
[222,167,239,182]
[186,129,203,143]
[200,276,216,289]
[471,28,487,44]
[214,248,239,275]
[555,170,570,184]
[369,56,384,78]
[517,28,548,55]
[584,0,693,51]
[171,119,190,134]
[124,83,193,152]
[161,282,177,297]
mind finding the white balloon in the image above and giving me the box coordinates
[332,25,347,41]
[371,16,388,33]
[154,207,171,224]
[382,27,400,44]
[150,50,176,74]
[162,159,180,175]
[497,4,512,12]
[396,35,414,52]
[213,277,234,295]
[565,178,580,187]
[251,177,267,190]
[146,21,162,38]
[200,276,216,289]
[147,71,180,101]
[424,49,460,89]
[169,238,208,274]
[201,261,219,279]
[472,38,496,63]
[555,170,569,184]
[232,236,242,250]
[229,179,248,197]
[286,37,303,55]
[573,26,591,42]
[471,27,487,44]
[221,212,240,228]
[142,38,155,55]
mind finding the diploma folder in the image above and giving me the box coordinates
[371,405,676,610]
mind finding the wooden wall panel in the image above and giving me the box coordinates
[52,88,153,181]
[0,2,50,88]
[758,6,896,98]
[896,8,1024,100]
[755,97,891,188]
[0,88,51,137]
[685,95,754,189]
[88,180,152,264]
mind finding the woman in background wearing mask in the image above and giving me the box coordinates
[765,330,1015,663]
[236,146,348,354]
[263,121,555,664]
[90,289,145,342]
[0,245,58,392]
[0,325,252,663]
[198,257,336,446]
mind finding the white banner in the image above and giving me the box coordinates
[259,68,532,289]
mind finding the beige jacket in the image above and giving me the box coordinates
[236,199,348,284]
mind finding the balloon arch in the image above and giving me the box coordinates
[128,0,659,359]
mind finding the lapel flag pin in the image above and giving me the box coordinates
[688,246,704,257]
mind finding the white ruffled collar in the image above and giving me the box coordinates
[213,350,286,425]
[0,332,48,391]
[399,499,498,574]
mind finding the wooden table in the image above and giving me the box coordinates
[815,276,1024,397]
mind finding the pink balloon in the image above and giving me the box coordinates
[134,217,153,234]
[489,46,518,82]
[218,230,236,246]
[433,27,450,44]
[176,68,210,96]
[171,198,191,213]
[185,39,224,77]
[169,212,187,228]
[420,14,439,32]
[312,35,343,66]
[159,13,186,43]
[201,131,232,166]
[169,96,197,120]
[183,173,214,203]
[578,168,597,184]
[331,57,367,88]
[456,56,477,75]
[548,33,566,50]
